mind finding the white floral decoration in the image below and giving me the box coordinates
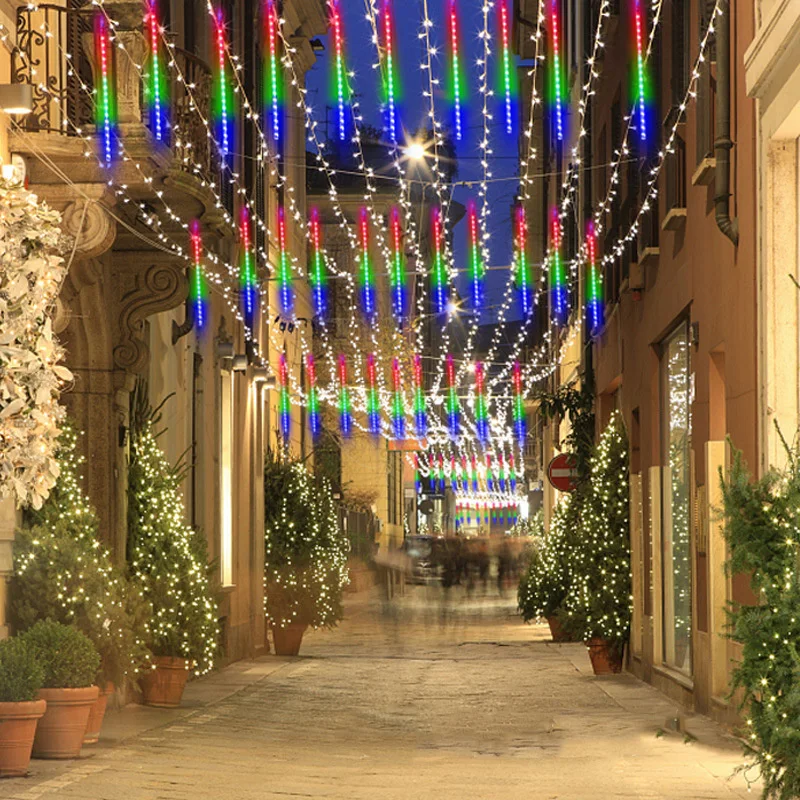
[0,180,71,509]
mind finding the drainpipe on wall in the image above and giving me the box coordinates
[714,0,739,245]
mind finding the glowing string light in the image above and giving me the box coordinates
[515,205,533,316]
[497,0,516,135]
[381,0,400,144]
[450,454,458,492]
[474,362,489,445]
[437,452,446,494]
[486,454,495,493]
[94,13,118,167]
[308,207,327,318]
[278,353,290,442]
[366,353,380,436]
[446,354,460,440]
[468,201,485,312]
[239,207,257,328]
[413,354,427,440]
[498,453,506,492]
[213,7,232,160]
[389,207,406,323]
[633,0,648,142]
[391,358,406,441]
[329,0,349,142]
[447,0,465,141]
[471,454,478,493]
[359,207,376,321]
[414,453,422,494]
[512,361,526,447]
[277,205,293,316]
[264,0,282,146]
[145,0,168,142]
[461,454,469,493]
[586,219,604,333]
[306,354,321,440]
[509,453,517,493]
[431,207,447,315]
[338,355,352,437]
[550,208,567,325]
[549,0,564,142]
[190,221,208,333]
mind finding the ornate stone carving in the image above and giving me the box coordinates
[113,260,188,373]
[61,200,117,260]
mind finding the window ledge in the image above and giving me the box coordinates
[629,262,644,290]
[639,247,660,269]
[652,662,694,692]
[692,157,716,186]
[661,208,687,231]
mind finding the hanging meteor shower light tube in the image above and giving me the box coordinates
[391,358,406,440]
[497,0,517,136]
[509,453,517,493]
[338,355,353,437]
[359,207,376,321]
[474,362,489,445]
[277,205,293,317]
[381,0,400,144]
[264,0,282,147]
[512,361,526,448]
[413,354,427,440]
[633,0,648,142]
[190,221,208,333]
[431,207,447,315]
[306,353,321,440]
[239,207,257,329]
[213,7,232,162]
[515,205,534,316]
[447,0,465,142]
[446,354,460,440]
[308,207,327,318]
[329,0,349,142]
[549,0,564,142]
[468,201,485,312]
[94,12,119,167]
[586,219,604,333]
[278,353,291,443]
[550,207,567,325]
[366,353,381,436]
[145,0,168,142]
[390,207,405,323]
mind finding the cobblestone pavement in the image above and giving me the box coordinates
[0,586,757,799]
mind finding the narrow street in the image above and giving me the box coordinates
[0,588,754,800]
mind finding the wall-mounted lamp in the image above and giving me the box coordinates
[0,84,33,116]
[252,367,277,389]
[231,354,248,372]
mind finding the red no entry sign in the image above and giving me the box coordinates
[547,453,579,492]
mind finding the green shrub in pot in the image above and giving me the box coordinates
[20,620,100,689]
[0,637,44,702]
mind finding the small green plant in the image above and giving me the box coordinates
[0,637,44,702]
[20,620,100,689]
[264,453,349,629]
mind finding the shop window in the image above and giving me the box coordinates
[661,321,692,674]
[220,370,234,587]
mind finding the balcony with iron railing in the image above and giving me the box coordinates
[11,3,234,219]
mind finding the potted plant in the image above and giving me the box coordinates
[20,620,99,759]
[11,424,151,743]
[0,637,46,777]
[264,453,349,655]
[127,385,218,706]
[559,412,631,673]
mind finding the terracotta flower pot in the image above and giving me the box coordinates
[0,699,46,777]
[140,657,190,708]
[83,682,114,745]
[272,623,308,656]
[546,615,571,643]
[586,637,624,674]
[33,686,99,759]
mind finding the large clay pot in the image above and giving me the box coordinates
[83,682,114,745]
[33,686,98,759]
[140,657,190,708]
[546,615,571,643]
[586,637,624,674]
[272,623,308,656]
[0,699,46,776]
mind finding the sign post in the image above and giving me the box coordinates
[547,453,579,492]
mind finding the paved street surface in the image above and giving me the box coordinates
[0,586,756,799]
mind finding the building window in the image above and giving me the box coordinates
[220,369,234,587]
[387,450,401,526]
[661,321,692,674]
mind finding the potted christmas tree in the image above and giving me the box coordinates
[11,424,150,743]
[128,385,218,706]
[21,620,100,759]
[264,453,349,655]
[0,637,45,777]
[560,412,631,673]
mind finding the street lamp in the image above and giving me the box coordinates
[405,140,426,161]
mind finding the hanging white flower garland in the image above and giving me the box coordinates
[0,180,72,509]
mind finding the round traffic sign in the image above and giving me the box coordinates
[547,453,579,492]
